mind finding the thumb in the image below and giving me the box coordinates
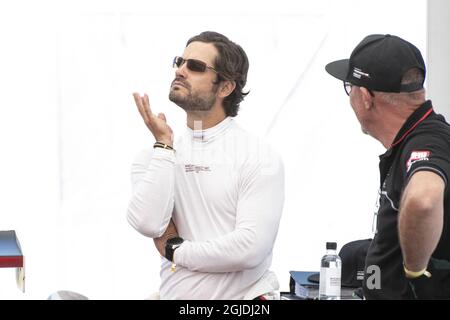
[157,113,167,122]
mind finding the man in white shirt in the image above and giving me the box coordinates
[127,31,284,299]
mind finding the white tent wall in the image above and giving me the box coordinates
[0,0,427,299]
[0,2,60,299]
[427,0,450,120]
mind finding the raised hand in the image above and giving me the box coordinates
[133,93,173,146]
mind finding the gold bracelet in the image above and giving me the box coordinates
[154,142,175,151]
[403,263,431,279]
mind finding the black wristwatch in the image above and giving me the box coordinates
[165,237,184,262]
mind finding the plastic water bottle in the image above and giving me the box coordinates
[319,242,342,300]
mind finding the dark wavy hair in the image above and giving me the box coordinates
[187,31,249,117]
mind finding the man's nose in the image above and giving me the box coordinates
[175,61,188,78]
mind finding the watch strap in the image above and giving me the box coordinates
[165,237,184,262]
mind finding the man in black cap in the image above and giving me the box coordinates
[325,34,450,299]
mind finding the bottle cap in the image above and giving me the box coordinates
[326,242,337,250]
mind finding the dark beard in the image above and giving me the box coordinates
[169,83,218,112]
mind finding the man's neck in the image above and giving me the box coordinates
[374,104,419,149]
[374,117,406,149]
[186,106,227,130]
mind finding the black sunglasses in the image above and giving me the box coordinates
[343,81,353,96]
[343,81,374,97]
[173,56,218,74]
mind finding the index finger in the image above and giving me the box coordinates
[142,94,154,120]
[133,92,150,123]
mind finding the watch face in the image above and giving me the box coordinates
[167,237,184,246]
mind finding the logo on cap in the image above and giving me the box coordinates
[352,67,371,79]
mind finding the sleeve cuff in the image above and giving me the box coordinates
[152,147,176,161]
[408,166,448,187]
[173,240,189,267]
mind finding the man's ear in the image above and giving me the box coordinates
[359,87,374,110]
[218,80,236,98]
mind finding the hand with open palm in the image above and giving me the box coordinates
[133,93,174,146]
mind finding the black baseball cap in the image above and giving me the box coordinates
[325,34,425,93]
[339,239,372,288]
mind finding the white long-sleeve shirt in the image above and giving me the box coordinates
[127,117,284,299]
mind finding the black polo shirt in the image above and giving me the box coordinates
[363,100,450,300]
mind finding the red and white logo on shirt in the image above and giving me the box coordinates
[406,150,430,172]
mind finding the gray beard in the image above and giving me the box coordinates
[169,87,216,112]
[361,125,369,135]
